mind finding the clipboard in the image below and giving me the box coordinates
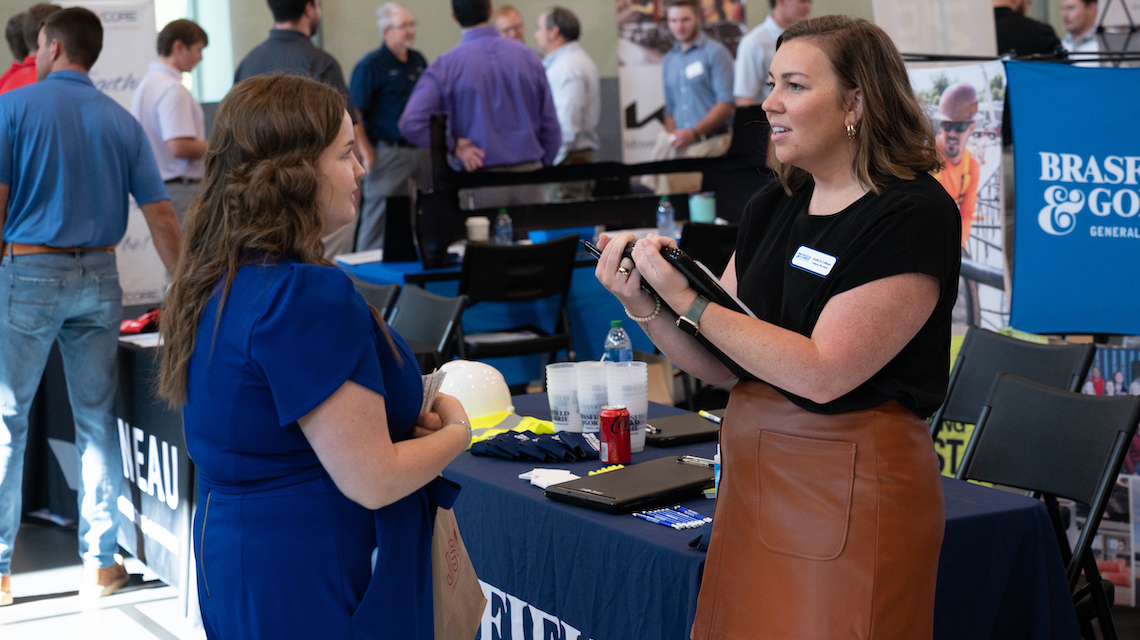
[645,410,724,447]
[544,455,714,513]
[580,239,758,381]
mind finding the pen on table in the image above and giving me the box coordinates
[698,410,721,424]
[633,512,685,530]
[647,508,702,529]
[674,505,713,523]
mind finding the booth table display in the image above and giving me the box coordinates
[443,393,1080,640]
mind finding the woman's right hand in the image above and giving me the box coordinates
[594,233,658,318]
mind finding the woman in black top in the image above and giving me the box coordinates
[595,15,960,640]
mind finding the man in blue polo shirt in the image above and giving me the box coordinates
[349,2,430,253]
[642,0,734,195]
[0,7,181,606]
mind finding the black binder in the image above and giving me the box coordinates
[544,455,714,513]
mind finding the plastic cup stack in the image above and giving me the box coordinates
[575,362,609,434]
[606,361,649,452]
[545,363,582,432]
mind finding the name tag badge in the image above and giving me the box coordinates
[685,61,704,79]
[790,245,837,277]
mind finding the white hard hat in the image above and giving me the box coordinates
[438,361,514,419]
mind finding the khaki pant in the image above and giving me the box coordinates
[546,148,598,202]
[356,145,432,252]
[640,130,732,195]
[165,179,201,226]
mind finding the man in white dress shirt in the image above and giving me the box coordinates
[130,19,208,224]
[535,6,599,200]
[1060,0,1100,66]
[733,0,810,106]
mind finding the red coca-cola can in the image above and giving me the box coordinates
[599,404,631,463]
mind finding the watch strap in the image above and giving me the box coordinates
[676,295,710,336]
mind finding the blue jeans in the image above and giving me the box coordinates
[0,251,124,574]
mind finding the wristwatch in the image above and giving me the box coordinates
[676,295,710,336]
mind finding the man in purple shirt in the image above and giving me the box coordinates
[399,0,560,209]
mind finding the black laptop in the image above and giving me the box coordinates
[645,410,724,447]
[544,456,715,513]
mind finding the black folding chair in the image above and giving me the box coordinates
[930,327,1095,440]
[456,234,577,366]
[349,277,400,320]
[956,373,1140,640]
[387,285,467,366]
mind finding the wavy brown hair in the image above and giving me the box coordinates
[768,15,942,193]
[159,74,393,405]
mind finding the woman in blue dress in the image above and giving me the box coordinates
[158,74,472,639]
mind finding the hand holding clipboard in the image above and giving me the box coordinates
[581,238,758,381]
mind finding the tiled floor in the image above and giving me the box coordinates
[0,522,204,640]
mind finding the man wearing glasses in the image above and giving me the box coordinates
[349,2,430,252]
[494,5,527,43]
[933,83,981,248]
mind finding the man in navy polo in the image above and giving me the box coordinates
[349,2,430,253]
[0,7,181,605]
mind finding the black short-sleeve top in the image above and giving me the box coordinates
[733,173,962,418]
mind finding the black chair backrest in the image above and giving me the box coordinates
[956,373,1140,586]
[387,285,467,357]
[350,278,400,320]
[725,104,768,159]
[458,234,578,305]
[678,222,738,278]
[932,328,1095,431]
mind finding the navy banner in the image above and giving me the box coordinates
[1007,61,1140,335]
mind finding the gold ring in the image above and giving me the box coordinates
[617,267,631,277]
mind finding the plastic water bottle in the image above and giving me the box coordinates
[714,445,721,494]
[603,320,633,362]
[494,209,513,246]
[655,196,675,239]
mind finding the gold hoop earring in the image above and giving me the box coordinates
[846,123,857,139]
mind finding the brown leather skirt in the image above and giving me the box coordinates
[691,381,945,640]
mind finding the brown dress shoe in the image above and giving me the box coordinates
[1,574,12,606]
[79,555,130,599]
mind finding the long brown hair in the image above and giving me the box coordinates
[769,15,941,193]
[159,74,385,405]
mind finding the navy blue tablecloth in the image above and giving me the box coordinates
[444,393,1079,640]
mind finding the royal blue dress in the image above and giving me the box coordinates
[183,258,444,639]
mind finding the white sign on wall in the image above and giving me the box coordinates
[60,1,155,110]
[873,0,997,57]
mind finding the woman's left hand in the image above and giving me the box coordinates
[630,234,697,314]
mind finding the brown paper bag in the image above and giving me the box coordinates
[432,507,487,640]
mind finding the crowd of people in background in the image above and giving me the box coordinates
[0,0,1106,259]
